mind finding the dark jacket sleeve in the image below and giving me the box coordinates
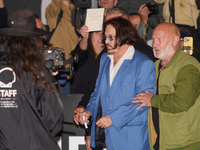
[0,7,8,28]
[151,65,200,113]
[70,42,89,67]
[76,48,107,108]
[38,69,64,136]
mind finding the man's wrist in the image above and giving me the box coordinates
[139,21,148,28]
[150,95,158,108]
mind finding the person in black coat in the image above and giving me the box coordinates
[0,9,63,150]
[70,26,106,108]
[71,25,106,112]
[71,25,106,150]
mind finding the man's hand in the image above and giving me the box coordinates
[85,136,92,150]
[96,114,113,129]
[0,0,5,8]
[52,71,59,76]
[79,25,89,50]
[132,90,154,109]
[73,106,85,125]
[138,4,150,24]
[79,111,91,125]
[62,0,71,8]
[80,25,89,40]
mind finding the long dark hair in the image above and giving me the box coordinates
[0,36,54,92]
[103,17,138,49]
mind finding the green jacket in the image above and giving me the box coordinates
[149,48,200,150]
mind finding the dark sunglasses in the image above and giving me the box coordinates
[102,35,116,41]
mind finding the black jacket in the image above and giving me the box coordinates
[0,7,8,29]
[70,42,107,108]
[134,39,157,62]
[0,52,63,150]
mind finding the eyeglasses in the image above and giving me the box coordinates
[102,35,116,41]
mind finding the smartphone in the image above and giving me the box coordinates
[182,37,193,55]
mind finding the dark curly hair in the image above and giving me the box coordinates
[0,36,54,92]
[103,17,139,49]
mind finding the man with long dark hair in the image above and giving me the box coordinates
[0,9,63,150]
[79,17,156,150]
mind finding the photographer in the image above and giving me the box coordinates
[129,3,159,42]
[46,0,79,56]
[46,0,80,93]
[0,9,63,150]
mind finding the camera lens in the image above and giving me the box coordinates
[146,3,159,14]
[45,60,54,69]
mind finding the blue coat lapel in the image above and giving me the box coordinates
[110,59,132,91]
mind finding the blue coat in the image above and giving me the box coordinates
[86,50,156,150]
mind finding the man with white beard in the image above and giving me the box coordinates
[133,22,200,150]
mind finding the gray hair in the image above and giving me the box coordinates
[106,7,129,20]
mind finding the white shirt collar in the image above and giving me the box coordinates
[107,45,135,60]
[107,45,135,86]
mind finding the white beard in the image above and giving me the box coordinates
[153,39,175,60]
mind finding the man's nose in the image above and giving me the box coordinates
[153,39,158,47]
[105,37,110,44]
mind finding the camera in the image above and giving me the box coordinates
[73,0,91,8]
[43,47,78,76]
[43,47,65,70]
[146,3,159,14]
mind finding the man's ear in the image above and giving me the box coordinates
[173,36,180,46]
[114,0,118,6]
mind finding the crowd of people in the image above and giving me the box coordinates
[0,0,200,150]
